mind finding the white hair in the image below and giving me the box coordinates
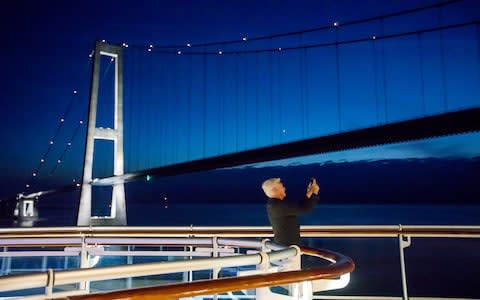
[261,178,281,198]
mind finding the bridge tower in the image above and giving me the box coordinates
[77,41,126,226]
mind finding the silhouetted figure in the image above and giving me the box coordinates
[262,177,320,246]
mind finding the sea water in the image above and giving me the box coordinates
[1,203,479,298]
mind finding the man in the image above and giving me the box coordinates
[262,177,320,246]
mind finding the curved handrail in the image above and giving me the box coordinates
[0,240,293,292]
[64,246,354,300]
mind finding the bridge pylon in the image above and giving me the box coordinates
[77,41,126,226]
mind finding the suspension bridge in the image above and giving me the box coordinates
[7,0,479,226]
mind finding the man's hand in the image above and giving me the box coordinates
[306,178,320,198]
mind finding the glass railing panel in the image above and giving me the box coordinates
[404,237,480,299]
[0,287,47,299]
[304,237,402,297]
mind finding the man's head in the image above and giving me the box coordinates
[261,178,286,200]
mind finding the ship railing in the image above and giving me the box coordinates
[0,225,479,299]
[0,233,353,300]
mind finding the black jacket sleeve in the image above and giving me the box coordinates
[271,194,319,217]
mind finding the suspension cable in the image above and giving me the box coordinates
[187,51,193,159]
[417,32,426,116]
[269,38,274,144]
[477,23,480,96]
[380,18,389,124]
[203,46,208,157]
[218,44,225,154]
[438,5,449,111]
[49,119,85,176]
[335,23,342,132]
[126,0,464,50]
[300,33,307,138]
[25,51,95,191]
[235,52,240,151]
[137,21,479,56]
[30,90,79,180]
[243,42,248,148]
[372,32,380,124]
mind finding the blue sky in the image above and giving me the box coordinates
[0,0,479,198]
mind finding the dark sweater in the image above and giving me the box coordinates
[266,194,319,246]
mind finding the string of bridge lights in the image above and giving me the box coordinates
[117,19,479,57]
[48,118,85,176]
[106,20,480,63]
[24,48,123,195]
[110,0,461,55]
[25,89,85,190]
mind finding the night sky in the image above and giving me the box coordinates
[0,0,479,200]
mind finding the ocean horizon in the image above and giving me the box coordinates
[2,202,479,228]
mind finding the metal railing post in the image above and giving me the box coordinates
[127,245,133,289]
[182,246,188,283]
[212,236,219,300]
[6,254,11,276]
[189,245,194,282]
[45,268,54,297]
[41,255,47,271]
[289,245,303,299]
[64,255,69,270]
[399,232,411,300]
[1,247,5,275]
[256,250,272,300]
[79,235,90,292]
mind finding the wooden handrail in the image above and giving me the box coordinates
[62,247,354,300]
